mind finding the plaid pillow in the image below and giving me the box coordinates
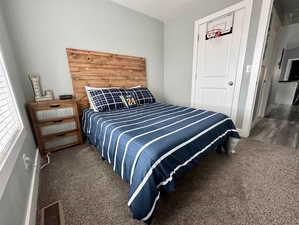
[129,87,156,105]
[87,88,129,112]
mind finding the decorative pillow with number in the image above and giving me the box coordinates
[87,88,130,112]
[120,94,139,109]
[128,87,156,105]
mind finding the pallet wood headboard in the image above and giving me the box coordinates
[66,48,147,113]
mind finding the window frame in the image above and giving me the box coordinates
[0,48,24,172]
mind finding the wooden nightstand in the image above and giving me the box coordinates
[27,99,83,156]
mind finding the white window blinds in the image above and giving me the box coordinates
[0,52,22,164]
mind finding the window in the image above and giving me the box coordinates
[0,51,22,164]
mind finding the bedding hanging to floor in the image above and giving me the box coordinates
[82,102,239,222]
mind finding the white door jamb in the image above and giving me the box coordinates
[242,0,274,137]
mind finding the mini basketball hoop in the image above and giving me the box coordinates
[205,13,234,40]
[206,29,223,39]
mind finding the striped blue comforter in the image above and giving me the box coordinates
[82,103,239,222]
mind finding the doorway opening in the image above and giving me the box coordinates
[250,0,299,149]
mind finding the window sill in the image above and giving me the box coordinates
[0,128,27,198]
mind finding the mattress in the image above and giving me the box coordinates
[82,102,239,222]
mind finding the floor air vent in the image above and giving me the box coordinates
[41,201,65,225]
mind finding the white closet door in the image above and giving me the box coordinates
[194,9,245,118]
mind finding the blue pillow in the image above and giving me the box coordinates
[120,94,139,109]
[87,88,129,112]
[129,87,156,105]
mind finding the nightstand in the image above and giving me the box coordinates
[27,99,83,156]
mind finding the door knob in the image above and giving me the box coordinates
[228,81,234,86]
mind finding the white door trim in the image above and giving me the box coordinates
[191,0,253,136]
[242,0,274,137]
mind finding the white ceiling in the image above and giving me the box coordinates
[110,0,196,22]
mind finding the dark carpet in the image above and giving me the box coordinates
[38,139,299,225]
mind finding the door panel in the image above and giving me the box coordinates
[201,37,231,77]
[197,88,229,113]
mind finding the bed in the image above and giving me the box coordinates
[66,48,240,223]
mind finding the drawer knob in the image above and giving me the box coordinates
[56,133,65,137]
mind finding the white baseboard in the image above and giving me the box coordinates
[24,149,40,225]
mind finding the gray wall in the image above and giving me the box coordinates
[269,23,299,106]
[284,23,299,49]
[1,0,164,102]
[0,6,37,225]
[164,0,262,128]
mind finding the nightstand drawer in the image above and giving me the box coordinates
[36,107,74,121]
[39,118,77,136]
[44,132,79,151]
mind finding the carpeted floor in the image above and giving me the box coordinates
[37,137,299,225]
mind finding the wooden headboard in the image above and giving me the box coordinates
[66,48,147,113]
